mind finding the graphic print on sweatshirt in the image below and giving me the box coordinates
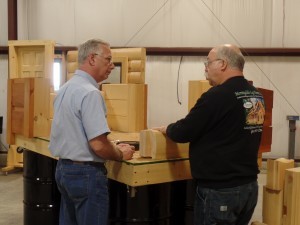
[235,90,265,134]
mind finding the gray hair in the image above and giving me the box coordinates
[77,38,110,65]
[215,45,245,71]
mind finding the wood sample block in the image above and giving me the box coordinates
[188,80,211,111]
[262,186,283,225]
[102,84,147,132]
[266,158,294,190]
[139,129,189,159]
[7,78,51,144]
[284,167,300,225]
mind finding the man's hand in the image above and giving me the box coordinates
[152,126,167,134]
[117,143,135,160]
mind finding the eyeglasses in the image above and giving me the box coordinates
[94,53,113,64]
[204,58,222,67]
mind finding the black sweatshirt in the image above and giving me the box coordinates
[166,76,265,188]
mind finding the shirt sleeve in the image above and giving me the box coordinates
[81,90,110,141]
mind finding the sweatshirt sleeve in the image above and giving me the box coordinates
[166,87,232,143]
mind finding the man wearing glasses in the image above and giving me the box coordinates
[155,44,265,225]
[49,38,135,225]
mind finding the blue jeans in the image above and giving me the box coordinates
[55,159,109,225]
[194,181,258,225]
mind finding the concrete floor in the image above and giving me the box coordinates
[0,169,23,225]
[0,168,266,225]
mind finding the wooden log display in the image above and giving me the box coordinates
[262,186,283,225]
[139,129,189,159]
[283,167,300,225]
[66,48,146,84]
[111,48,146,84]
[266,158,295,191]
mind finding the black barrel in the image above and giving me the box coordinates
[183,179,196,225]
[109,179,172,225]
[169,179,196,225]
[23,149,60,225]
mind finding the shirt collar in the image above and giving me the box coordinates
[74,69,99,89]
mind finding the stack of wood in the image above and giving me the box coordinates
[263,158,295,225]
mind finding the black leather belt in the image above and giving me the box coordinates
[61,159,105,168]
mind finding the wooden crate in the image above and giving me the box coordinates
[102,84,147,132]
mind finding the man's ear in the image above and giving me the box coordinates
[220,59,228,71]
[89,54,96,66]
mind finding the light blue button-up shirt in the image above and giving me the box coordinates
[49,70,110,162]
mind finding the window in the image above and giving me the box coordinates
[53,54,65,91]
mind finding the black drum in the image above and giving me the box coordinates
[23,149,60,225]
[109,179,172,225]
